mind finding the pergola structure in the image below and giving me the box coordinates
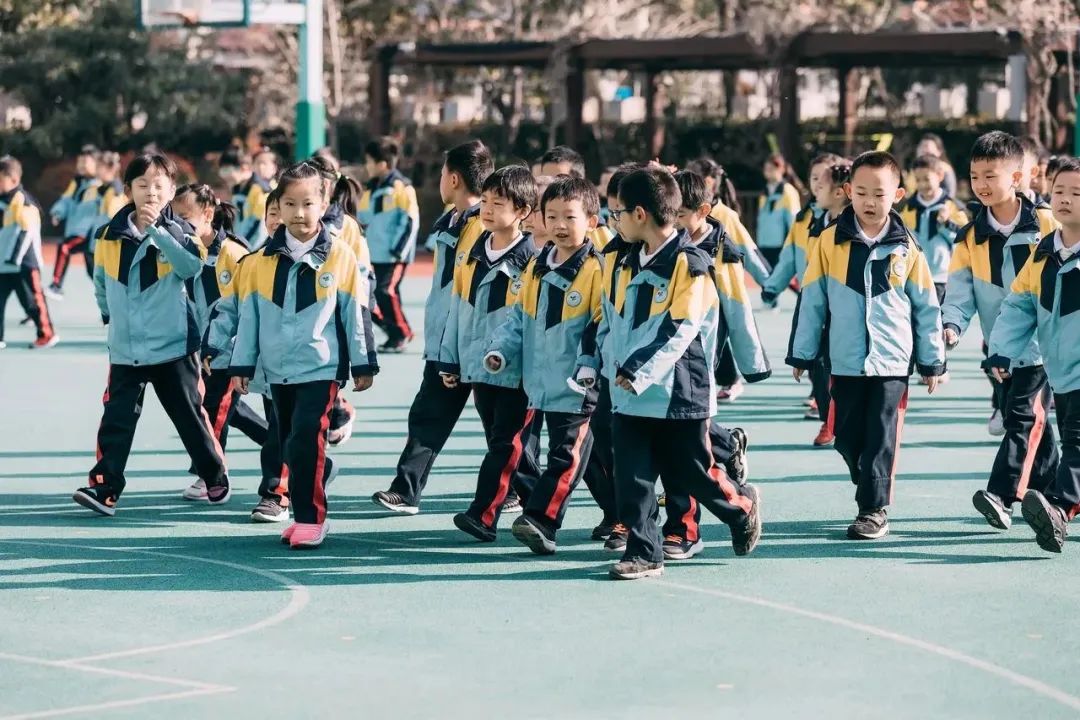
[368,29,1026,157]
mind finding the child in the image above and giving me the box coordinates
[898,155,969,305]
[73,153,230,516]
[538,146,585,178]
[482,175,610,553]
[220,147,277,251]
[943,132,1060,529]
[358,136,420,353]
[914,133,958,198]
[787,151,946,540]
[87,152,128,263]
[523,175,555,250]
[0,156,56,349]
[1018,136,1048,207]
[580,167,763,579]
[48,145,101,297]
[437,165,542,541]
[372,140,492,515]
[755,153,803,270]
[988,156,1080,552]
[230,162,377,547]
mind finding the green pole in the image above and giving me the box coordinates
[296,0,326,160]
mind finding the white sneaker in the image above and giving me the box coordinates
[988,409,1006,437]
[182,478,208,501]
[327,416,354,446]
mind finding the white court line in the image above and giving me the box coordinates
[0,688,231,720]
[0,653,226,692]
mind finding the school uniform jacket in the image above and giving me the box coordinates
[897,193,968,283]
[988,233,1080,394]
[186,228,249,335]
[92,204,206,366]
[786,207,946,378]
[423,204,485,361]
[202,249,271,397]
[357,169,420,264]
[229,224,378,385]
[942,195,1058,370]
[88,180,128,254]
[232,175,275,250]
[50,175,101,239]
[579,232,721,420]
[437,233,537,388]
[588,224,615,251]
[756,182,802,250]
[486,242,604,414]
[762,203,823,299]
[0,186,42,274]
[710,200,771,286]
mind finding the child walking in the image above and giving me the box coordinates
[49,145,101,297]
[898,155,969,305]
[755,153,803,271]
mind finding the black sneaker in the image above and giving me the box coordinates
[72,485,118,517]
[453,512,496,542]
[501,495,523,515]
[604,523,628,552]
[378,337,412,354]
[847,508,889,540]
[731,483,762,556]
[591,519,617,541]
[45,284,64,301]
[371,490,420,516]
[727,427,749,485]
[206,479,231,505]
[1021,490,1068,553]
[511,515,557,555]
[251,497,289,523]
[662,535,704,560]
[609,557,664,580]
[972,490,1012,530]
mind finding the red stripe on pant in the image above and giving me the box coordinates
[212,388,235,442]
[312,384,339,524]
[53,236,85,286]
[481,408,534,527]
[95,369,111,464]
[681,496,700,542]
[826,378,836,434]
[387,263,412,337]
[273,466,290,508]
[1015,390,1048,500]
[704,426,753,514]
[27,269,53,337]
[195,373,229,471]
[887,389,910,506]
[543,419,590,522]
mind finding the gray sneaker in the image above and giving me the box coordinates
[972,490,1012,530]
[609,557,664,580]
[1022,490,1068,553]
[727,428,749,485]
[731,483,762,556]
[847,508,889,540]
[251,498,289,523]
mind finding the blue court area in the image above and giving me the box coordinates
[2,269,1079,719]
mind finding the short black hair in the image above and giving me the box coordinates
[0,155,23,181]
[971,131,1023,165]
[79,144,100,158]
[364,136,400,167]
[606,162,646,200]
[919,133,946,156]
[673,170,710,210]
[911,154,945,173]
[444,140,494,195]
[1047,155,1065,180]
[124,152,177,185]
[481,165,537,211]
[618,167,681,226]
[1018,135,1044,161]
[541,175,600,216]
[1051,156,1080,185]
[538,146,585,178]
[850,151,902,184]
[219,147,251,168]
[265,185,283,215]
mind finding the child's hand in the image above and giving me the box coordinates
[937,208,951,224]
[943,327,959,348]
[135,203,160,232]
[922,375,939,394]
[614,374,635,394]
[990,367,1011,383]
[234,377,250,394]
[353,375,374,392]
[440,372,460,389]
[202,357,212,376]
[483,353,503,372]
[792,368,805,383]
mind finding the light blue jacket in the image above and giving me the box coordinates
[50,175,102,240]
[897,193,968,283]
[92,204,206,366]
[232,175,273,251]
[762,204,822,299]
[755,182,801,250]
[185,229,249,337]
[786,207,946,377]
[0,186,42,273]
[423,204,485,361]
[357,169,420,264]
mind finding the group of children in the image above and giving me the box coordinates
[6,125,1073,577]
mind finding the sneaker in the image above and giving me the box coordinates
[45,284,63,300]
[803,406,821,421]
[609,557,664,580]
[290,522,329,549]
[281,522,299,545]
[813,423,835,447]
[327,403,356,447]
[727,427,749,485]
[988,409,1005,437]
[662,535,704,560]
[453,512,496,542]
[972,490,1012,530]
[371,490,419,516]
[501,495,523,515]
[181,478,208,501]
[324,463,339,488]
[716,381,744,403]
[378,336,412,354]
[511,515,557,555]
[0,341,6,350]
[802,394,815,407]
[72,485,118,517]
[603,523,628,552]
[591,520,617,541]
[1021,490,1068,553]
[205,480,231,505]
[656,493,666,507]
[29,334,59,349]
[731,484,762,556]
[847,508,889,540]
[251,497,289,523]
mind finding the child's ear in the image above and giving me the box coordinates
[1012,169,1023,188]
[843,182,853,200]
[893,186,906,204]
[699,202,712,217]
[587,213,599,230]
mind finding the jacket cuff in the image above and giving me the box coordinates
[483,351,507,374]
[351,363,379,377]
[760,290,778,305]
[917,362,948,377]
[983,354,1012,371]
[101,314,110,326]
[576,354,600,371]
[785,355,816,370]
[743,369,772,384]
[228,365,256,378]
[436,361,460,376]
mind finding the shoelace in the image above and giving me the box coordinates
[664,534,684,544]
[610,523,627,535]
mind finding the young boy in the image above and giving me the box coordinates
[898,155,969,305]
[437,165,542,541]
[988,156,1080,553]
[580,167,762,579]
[1018,136,1048,207]
[73,153,231,516]
[220,147,277,251]
[482,176,610,553]
[372,140,493,515]
[49,145,101,297]
[0,156,56,349]
[943,132,1060,529]
[358,136,421,353]
[787,151,946,540]
[523,175,555,250]
[538,146,585,179]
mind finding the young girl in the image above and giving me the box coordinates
[87,152,127,264]
[230,162,377,547]
[756,153,803,269]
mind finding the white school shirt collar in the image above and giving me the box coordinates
[639,230,679,267]
[854,217,889,246]
[987,203,1022,237]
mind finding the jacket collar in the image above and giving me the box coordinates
[692,215,733,259]
[207,227,224,256]
[0,184,23,205]
[367,168,406,193]
[435,203,481,235]
[903,191,950,212]
[106,202,193,244]
[832,206,910,247]
[468,231,535,271]
[624,229,694,276]
[263,223,333,264]
[974,194,1040,245]
[237,174,273,194]
[532,242,595,280]
[322,202,345,230]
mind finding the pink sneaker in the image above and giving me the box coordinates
[280,522,299,545]
[289,522,329,549]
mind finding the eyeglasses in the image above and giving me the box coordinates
[609,208,628,221]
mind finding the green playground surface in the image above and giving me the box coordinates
[2,268,1080,720]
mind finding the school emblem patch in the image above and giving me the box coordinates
[456,252,465,267]
[319,272,334,288]
[218,270,232,286]
[510,278,523,295]
[889,254,907,279]
[654,287,668,303]
[566,290,582,307]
